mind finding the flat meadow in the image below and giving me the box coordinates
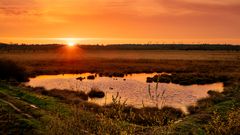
[1,47,240,76]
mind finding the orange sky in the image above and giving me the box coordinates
[0,0,240,44]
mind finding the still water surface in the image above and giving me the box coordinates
[26,73,223,112]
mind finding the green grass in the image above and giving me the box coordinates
[0,84,70,115]
[0,83,157,134]
[170,82,240,134]
[0,102,40,134]
[0,92,42,134]
[0,81,240,134]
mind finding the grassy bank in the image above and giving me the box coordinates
[0,82,182,134]
[0,80,240,134]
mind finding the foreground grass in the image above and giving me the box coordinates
[171,82,240,134]
[0,83,161,134]
[1,81,240,134]
[0,82,71,134]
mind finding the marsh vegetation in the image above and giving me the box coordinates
[0,44,240,134]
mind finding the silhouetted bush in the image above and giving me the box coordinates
[76,77,85,81]
[87,75,95,80]
[99,72,125,77]
[146,77,153,83]
[149,73,229,85]
[0,59,28,82]
[88,88,105,98]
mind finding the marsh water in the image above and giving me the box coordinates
[26,73,223,112]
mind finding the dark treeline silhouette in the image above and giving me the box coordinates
[0,43,63,52]
[0,43,240,52]
[80,44,240,51]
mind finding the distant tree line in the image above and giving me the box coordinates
[0,43,240,52]
[80,44,240,51]
[0,43,63,52]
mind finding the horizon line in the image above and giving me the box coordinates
[0,37,240,45]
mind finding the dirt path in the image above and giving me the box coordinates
[0,98,32,118]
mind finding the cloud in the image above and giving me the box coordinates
[2,0,238,17]
[0,0,239,40]
[0,7,41,15]
[78,0,240,16]
[0,0,41,15]
[0,0,35,5]
[156,0,240,16]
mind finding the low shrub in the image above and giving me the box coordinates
[100,72,125,77]
[32,87,88,102]
[148,73,230,85]
[87,75,95,80]
[76,77,85,81]
[87,88,105,98]
[205,108,240,135]
[102,99,184,126]
[0,59,29,82]
[49,89,88,101]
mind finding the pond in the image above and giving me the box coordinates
[25,73,224,112]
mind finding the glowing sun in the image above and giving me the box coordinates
[67,42,76,47]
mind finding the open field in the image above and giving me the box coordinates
[1,49,240,60]
[0,49,240,75]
